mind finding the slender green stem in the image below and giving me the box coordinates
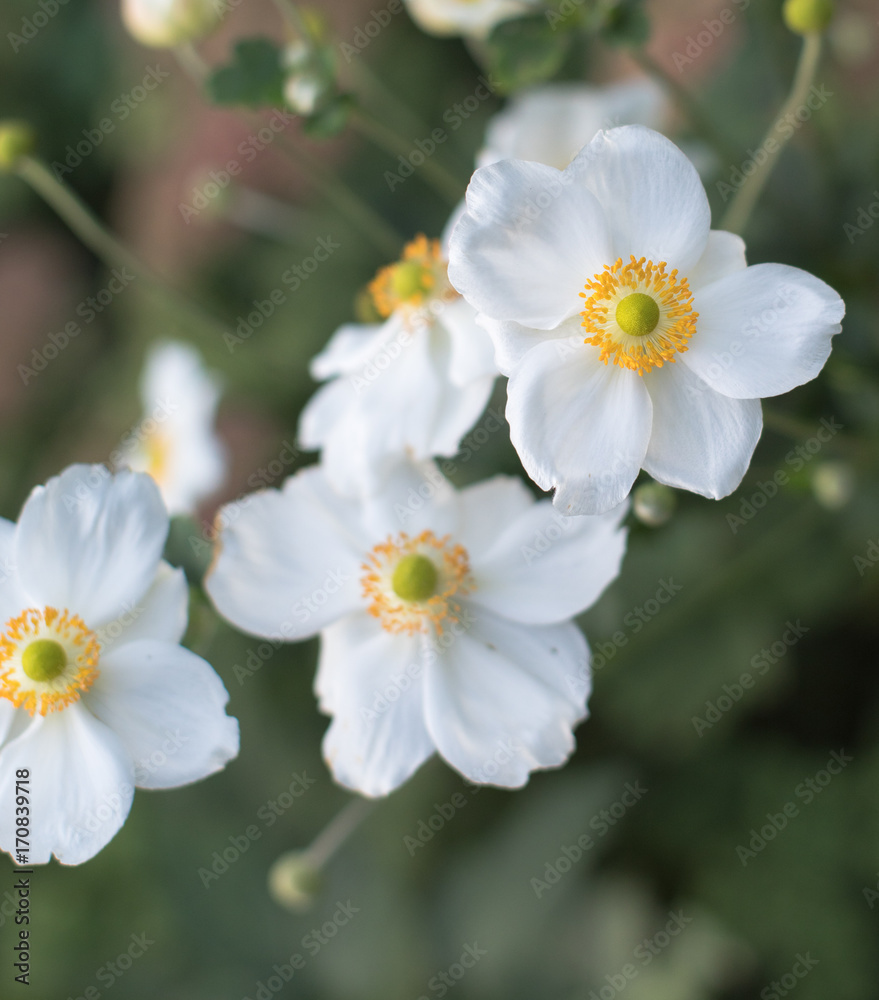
[721,33,823,235]
[16,155,230,343]
[350,108,465,206]
[630,48,739,165]
[175,42,209,84]
[302,798,375,869]
[274,133,403,258]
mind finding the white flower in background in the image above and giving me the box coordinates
[117,341,225,517]
[477,78,667,170]
[448,125,845,515]
[403,0,537,38]
[0,465,239,865]
[206,459,627,797]
[120,0,222,48]
[298,233,497,497]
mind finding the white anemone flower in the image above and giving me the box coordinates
[298,233,497,497]
[477,79,667,170]
[403,0,537,38]
[205,460,627,797]
[448,125,845,515]
[120,0,222,48]
[0,464,239,865]
[116,341,226,517]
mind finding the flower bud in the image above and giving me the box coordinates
[782,0,834,35]
[120,0,222,48]
[633,482,676,527]
[811,461,854,510]
[283,73,326,116]
[267,851,323,912]
[0,121,35,172]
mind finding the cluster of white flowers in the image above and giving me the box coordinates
[0,63,845,864]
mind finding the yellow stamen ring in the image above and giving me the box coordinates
[580,256,698,375]
[362,530,473,636]
[0,608,100,716]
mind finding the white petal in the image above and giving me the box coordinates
[643,361,763,498]
[205,468,365,640]
[318,613,434,797]
[0,517,28,627]
[310,322,387,380]
[448,158,612,329]
[443,298,499,384]
[453,475,536,564]
[86,640,239,789]
[688,229,747,289]
[14,465,168,627]
[478,314,563,377]
[478,78,666,170]
[506,340,652,514]
[471,500,628,624]
[574,125,709,273]
[424,609,589,787]
[97,560,189,653]
[683,264,844,398]
[0,701,17,746]
[0,705,134,865]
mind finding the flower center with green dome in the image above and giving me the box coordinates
[22,639,67,683]
[580,256,699,376]
[0,607,100,716]
[615,292,661,337]
[368,235,456,318]
[362,530,474,635]
[392,554,439,602]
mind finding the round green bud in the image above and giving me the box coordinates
[392,554,438,602]
[22,639,67,683]
[267,851,323,913]
[616,292,660,337]
[783,0,834,34]
[633,482,676,527]
[0,121,35,172]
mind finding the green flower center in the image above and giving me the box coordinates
[615,292,660,337]
[390,261,433,301]
[21,639,67,683]
[392,554,439,602]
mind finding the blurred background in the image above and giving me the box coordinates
[1,0,878,997]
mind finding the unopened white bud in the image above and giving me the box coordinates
[120,0,222,48]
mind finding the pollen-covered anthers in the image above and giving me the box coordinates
[580,256,698,376]
[368,235,456,319]
[0,607,100,716]
[361,530,474,636]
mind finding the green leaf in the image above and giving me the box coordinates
[599,0,651,47]
[207,37,286,109]
[484,16,573,94]
[301,93,355,139]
